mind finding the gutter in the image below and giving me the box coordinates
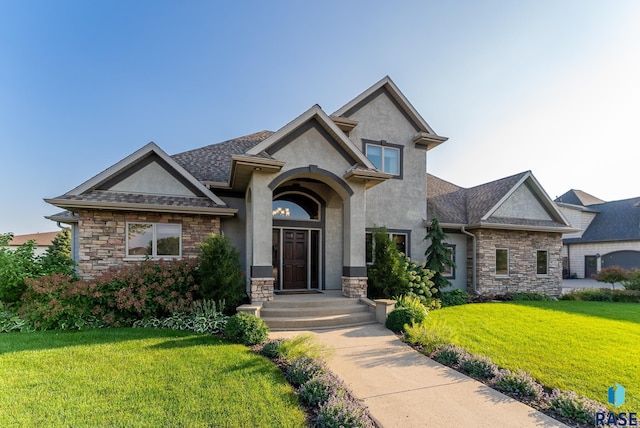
[461,226,478,295]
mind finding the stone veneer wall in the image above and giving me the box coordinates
[472,229,563,296]
[342,276,367,298]
[77,209,220,279]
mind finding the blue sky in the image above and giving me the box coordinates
[2,0,639,235]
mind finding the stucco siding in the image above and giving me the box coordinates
[108,161,197,197]
[492,184,552,221]
[441,233,468,291]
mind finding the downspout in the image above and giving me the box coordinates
[461,226,478,295]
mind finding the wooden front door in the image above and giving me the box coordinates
[283,230,307,289]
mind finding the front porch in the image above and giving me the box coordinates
[237,290,395,331]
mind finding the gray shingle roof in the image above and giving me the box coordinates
[427,172,568,229]
[564,197,640,243]
[54,190,224,208]
[171,130,274,183]
[555,189,606,206]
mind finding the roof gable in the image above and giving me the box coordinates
[555,189,606,206]
[247,105,376,169]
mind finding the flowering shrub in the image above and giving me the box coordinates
[493,369,543,398]
[548,389,607,425]
[298,372,347,407]
[316,394,375,428]
[19,259,200,330]
[431,344,469,367]
[460,354,499,380]
[285,356,327,387]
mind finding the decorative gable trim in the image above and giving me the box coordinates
[247,104,377,170]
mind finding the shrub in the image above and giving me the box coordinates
[624,268,640,290]
[0,302,33,333]
[133,300,228,335]
[401,256,438,307]
[259,339,285,359]
[493,369,543,398]
[264,333,332,362]
[285,357,327,387]
[460,354,498,380]
[298,372,347,407]
[367,228,407,299]
[440,289,469,307]
[224,312,269,345]
[431,344,469,367]
[403,318,456,354]
[548,389,607,425]
[593,265,628,288]
[558,289,640,302]
[385,306,427,333]
[511,292,552,301]
[316,394,375,428]
[198,233,245,312]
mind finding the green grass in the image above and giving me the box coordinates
[0,329,307,427]
[429,301,640,411]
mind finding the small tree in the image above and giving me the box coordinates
[366,228,406,299]
[593,266,628,289]
[198,233,245,313]
[424,218,455,295]
[40,229,77,277]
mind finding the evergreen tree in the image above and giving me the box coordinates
[424,218,455,294]
[40,229,76,277]
[198,233,245,313]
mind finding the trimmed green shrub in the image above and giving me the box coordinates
[198,233,245,313]
[460,354,498,379]
[224,312,269,345]
[623,268,640,290]
[549,389,607,425]
[259,339,285,359]
[511,292,552,301]
[493,369,543,398]
[316,394,375,428]
[440,289,469,307]
[385,306,427,333]
[560,288,640,302]
[285,357,327,387]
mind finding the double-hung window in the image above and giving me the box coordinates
[364,140,402,177]
[127,222,181,258]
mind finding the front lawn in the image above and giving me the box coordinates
[429,301,639,411]
[0,329,307,427]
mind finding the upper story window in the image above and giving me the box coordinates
[363,139,402,177]
[127,222,181,258]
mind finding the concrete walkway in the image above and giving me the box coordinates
[270,323,567,428]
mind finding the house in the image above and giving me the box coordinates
[555,190,640,278]
[427,172,575,295]
[45,76,569,302]
[3,231,60,256]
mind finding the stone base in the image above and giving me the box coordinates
[341,276,367,298]
[250,277,274,302]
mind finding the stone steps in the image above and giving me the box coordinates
[260,293,377,330]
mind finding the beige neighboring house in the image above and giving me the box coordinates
[4,231,59,256]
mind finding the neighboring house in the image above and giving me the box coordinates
[4,231,59,256]
[45,76,570,301]
[427,172,575,295]
[46,77,447,302]
[555,190,640,278]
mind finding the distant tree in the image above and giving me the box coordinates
[593,266,628,289]
[424,218,456,295]
[40,229,76,277]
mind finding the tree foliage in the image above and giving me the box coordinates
[593,265,628,289]
[366,228,406,299]
[424,218,455,295]
[197,233,245,312]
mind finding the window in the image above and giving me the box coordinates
[127,223,181,258]
[495,248,509,276]
[272,194,319,220]
[365,141,401,176]
[537,250,548,275]
[442,244,456,279]
[365,230,409,263]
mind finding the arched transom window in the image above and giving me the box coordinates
[272,193,319,220]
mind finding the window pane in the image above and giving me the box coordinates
[537,250,548,275]
[443,244,455,277]
[365,233,373,264]
[392,233,406,255]
[496,249,508,275]
[383,148,400,175]
[128,223,153,256]
[366,145,382,170]
[272,200,311,219]
[156,224,181,256]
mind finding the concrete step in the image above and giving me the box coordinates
[261,302,370,318]
[264,311,376,331]
[264,297,361,309]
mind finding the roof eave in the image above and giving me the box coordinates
[44,199,238,217]
[467,222,580,233]
[343,169,393,189]
[413,132,449,151]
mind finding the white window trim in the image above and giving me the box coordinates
[536,249,549,276]
[125,222,182,260]
[495,248,509,277]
